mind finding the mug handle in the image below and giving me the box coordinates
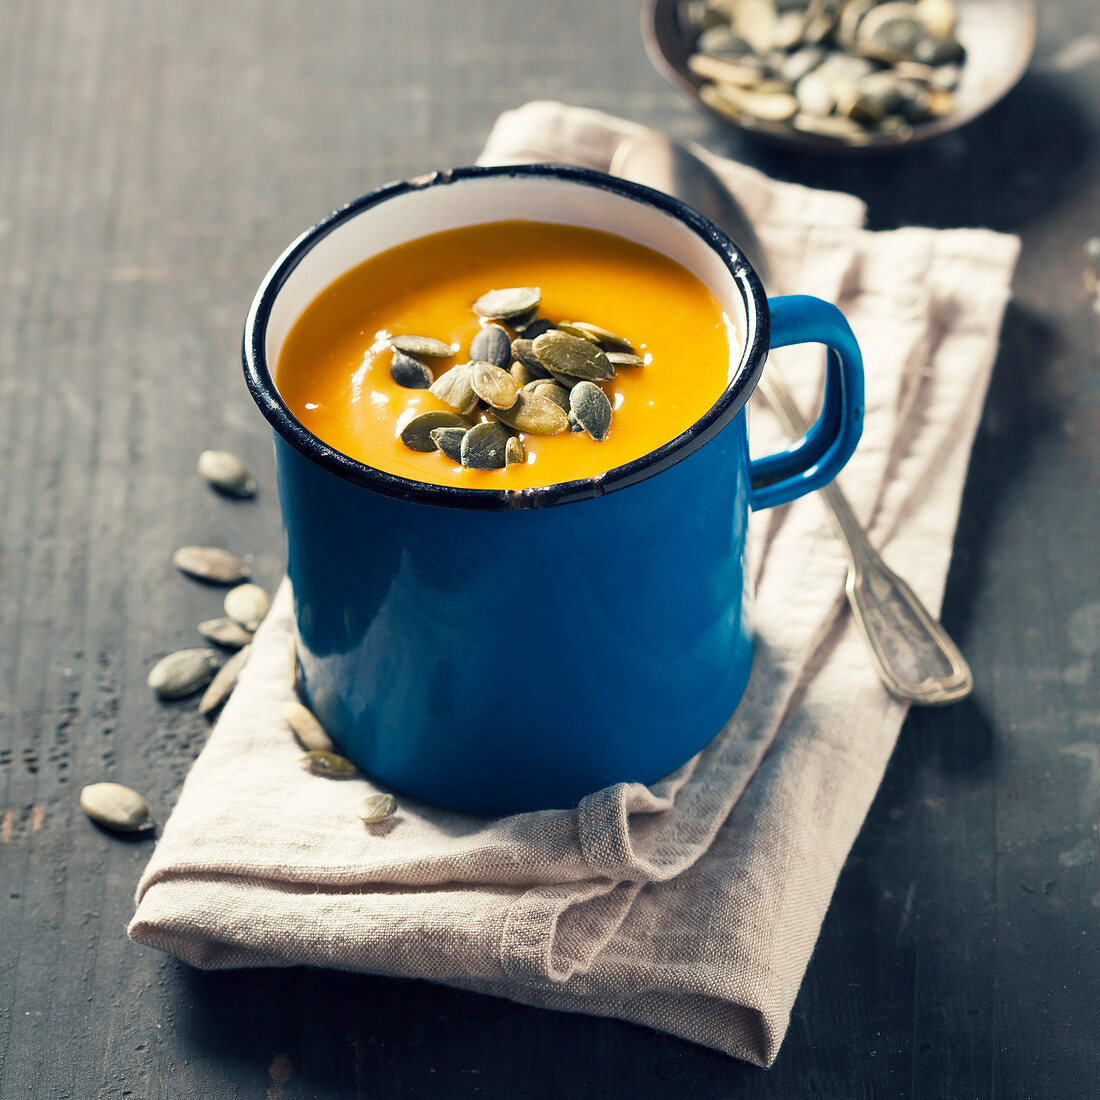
[749,295,865,511]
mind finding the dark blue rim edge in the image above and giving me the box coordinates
[242,163,770,512]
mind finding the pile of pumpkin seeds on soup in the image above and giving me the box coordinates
[680,0,965,142]
[388,286,644,471]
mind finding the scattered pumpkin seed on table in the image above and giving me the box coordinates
[358,793,398,824]
[198,617,253,649]
[299,750,358,778]
[197,450,256,498]
[80,782,154,832]
[198,643,251,717]
[224,582,270,632]
[147,648,222,700]
[172,546,250,585]
[288,636,303,697]
[281,701,335,753]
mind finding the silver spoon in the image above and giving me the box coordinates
[610,132,973,705]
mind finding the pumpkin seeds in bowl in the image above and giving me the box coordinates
[649,0,1035,150]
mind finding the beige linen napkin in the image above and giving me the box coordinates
[128,102,1020,1067]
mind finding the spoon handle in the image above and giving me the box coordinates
[756,370,973,705]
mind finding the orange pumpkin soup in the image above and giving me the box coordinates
[276,221,735,489]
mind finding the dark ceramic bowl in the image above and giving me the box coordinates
[643,0,1036,151]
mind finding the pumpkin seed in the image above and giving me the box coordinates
[925,88,954,117]
[472,286,541,320]
[199,643,251,716]
[556,322,601,345]
[837,0,876,49]
[197,450,256,498]
[569,382,613,442]
[688,52,769,88]
[533,330,615,382]
[281,701,335,753]
[390,350,433,388]
[505,435,526,466]
[802,0,839,46]
[470,362,519,410]
[930,62,960,90]
[389,334,454,358]
[299,750,358,778]
[469,324,512,369]
[172,546,250,585]
[492,390,570,435]
[731,0,779,54]
[147,647,222,699]
[697,24,751,58]
[781,45,826,84]
[568,412,585,433]
[198,617,253,649]
[429,365,478,415]
[430,426,467,462]
[561,322,634,353]
[877,113,914,138]
[460,421,512,470]
[510,337,550,375]
[607,351,644,369]
[288,636,302,697]
[707,81,800,122]
[80,782,153,832]
[224,583,270,632]
[517,317,553,339]
[913,34,963,65]
[399,410,474,451]
[773,8,808,50]
[526,380,570,412]
[794,71,836,116]
[510,361,544,387]
[857,4,928,61]
[916,0,956,38]
[791,111,867,138]
[358,792,398,824]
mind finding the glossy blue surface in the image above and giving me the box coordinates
[278,414,755,815]
[749,296,865,509]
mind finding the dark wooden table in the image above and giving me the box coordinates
[2,1,1097,1096]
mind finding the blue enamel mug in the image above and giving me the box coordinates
[244,164,863,815]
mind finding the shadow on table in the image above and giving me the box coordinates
[705,71,1095,232]
[176,965,753,1099]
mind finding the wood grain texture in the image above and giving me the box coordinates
[1,0,1097,1096]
